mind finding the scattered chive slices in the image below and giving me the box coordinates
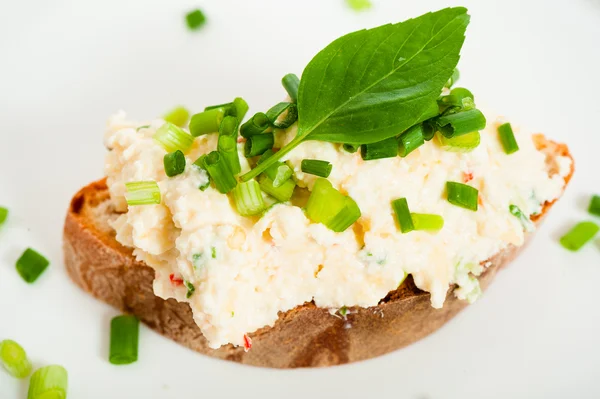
[185,9,206,31]
[558,194,600,252]
[1,339,68,398]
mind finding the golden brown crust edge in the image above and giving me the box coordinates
[63,137,574,368]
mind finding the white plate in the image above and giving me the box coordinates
[1,0,599,397]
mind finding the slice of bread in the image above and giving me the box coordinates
[63,135,573,368]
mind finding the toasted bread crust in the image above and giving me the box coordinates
[63,138,573,368]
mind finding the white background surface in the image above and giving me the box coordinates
[0,0,599,397]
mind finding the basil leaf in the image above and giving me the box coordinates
[241,7,470,182]
[299,7,469,144]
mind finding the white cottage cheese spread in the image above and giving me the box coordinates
[104,109,570,349]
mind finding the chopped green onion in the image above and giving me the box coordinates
[301,159,332,178]
[163,150,186,177]
[391,198,414,233]
[0,339,32,378]
[589,195,600,217]
[411,213,444,232]
[258,150,293,187]
[193,155,211,191]
[361,137,398,161]
[305,178,360,232]
[218,134,241,175]
[16,248,50,283]
[205,102,232,111]
[258,175,296,202]
[204,151,237,194]
[153,122,194,153]
[189,108,225,137]
[437,109,486,138]
[232,97,249,122]
[240,112,270,138]
[281,73,300,102]
[327,196,361,232]
[185,281,195,298]
[232,180,266,216]
[163,106,190,127]
[509,204,534,232]
[339,306,348,317]
[560,221,599,251]
[422,120,437,141]
[497,122,519,154]
[342,143,360,153]
[438,87,474,110]
[218,115,238,138]
[185,9,206,31]
[211,247,217,258]
[0,206,8,226]
[136,125,150,132]
[446,181,478,211]
[445,68,460,88]
[244,133,274,157]
[109,315,139,365]
[435,131,481,153]
[125,181,161,205]
[398,125,425,157]
[27,365,68,399]
[346,0,372,11]
[266,102,298,129]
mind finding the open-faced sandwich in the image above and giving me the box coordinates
[63,7,573,368]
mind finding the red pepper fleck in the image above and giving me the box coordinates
[462,171,474,183]
[169,274,184,286]
[243,334,252,352]
[478,193,484,207]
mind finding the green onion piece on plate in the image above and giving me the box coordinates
[205,101,232,112]
[163,106,190,127]
[437,109,486,138]
[185,9,206,31]
[204,151,237,194]
[109,315,139,365]
[16,248,50,283]
[411,213,444,232]
[346,0,372,11]
[446,181,478,211]
[125,181,161,206]
[305,178,360,232]
[153,122,194,153]
[163,150,186,177]
[435,131,481,153]
[301,159,332,178]
[0,339,32,378]
[244,133,274,157]
[589,195,600,217]
[281,73,300,102]
[497,122,519,154]
[509,204,534,232]
[361,137,398,161]
[391,198,414,233]
[27,365,68,399]
[232,180,266,216]
[218,134,241,175]
[559,221,599,251]
[240,112,270,138]
[266,102,298,129]
[189,108,225,137]
[445,68,460,89]
[342,143,360,153]
[258,175,296,202]
[398,125,425,157]
[0,206,8,226]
